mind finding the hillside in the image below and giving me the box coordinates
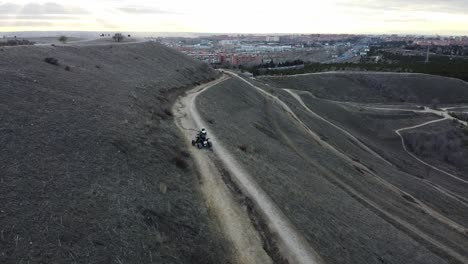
[0,42,228,263]
[262,72,468,104]
[195,72,468,264]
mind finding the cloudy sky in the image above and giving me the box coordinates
[1,0,468,34]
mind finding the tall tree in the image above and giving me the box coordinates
[112,33,125,42]
[58,36,68,44]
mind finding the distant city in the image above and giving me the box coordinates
[149,34,468,66]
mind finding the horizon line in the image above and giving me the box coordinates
[1,30,468,37]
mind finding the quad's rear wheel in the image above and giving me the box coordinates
[207,142,212,148]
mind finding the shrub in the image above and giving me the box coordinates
[180,150,190,158]
[463,127,468,136]
[449,112,468,122]
[0,39,34,46]
[112,33,125,42]
[238,145,248,152]
[173,156,188,170]
[58,35,68,44]
[44,57,59,66]
[463,139,468,147]
[163,108,173,117]
[65,66,71,71]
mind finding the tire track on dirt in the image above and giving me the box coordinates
[283,91,468,234]
[396,119,468,185]
[284,89,393,167]
[173,76,273,264]
[346,104,468,201]
[230,71,468,264]
[174,74,324,264]
[355,105,468,185]
[285,90,468,208]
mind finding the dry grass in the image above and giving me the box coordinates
[0,42,228,264]
[195,76,468,264]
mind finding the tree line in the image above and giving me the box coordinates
[247,52,468,82]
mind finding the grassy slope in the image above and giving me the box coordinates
[262,72,468,182]
[261,73,468,179]
[0,43,228,263]
[262,72,468,104]
[196,77,468,264]
[403,120,468,176]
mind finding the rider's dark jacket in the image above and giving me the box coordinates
[197,132,207,142]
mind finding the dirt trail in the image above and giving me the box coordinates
[441,106,468,111]
[285,90,468,208]
[358,104,468,184]
[229,71,468,264]
[284,89,393,167]
[173,75,324,264]
[286,91,468,203]
[173,76,272,264]
[396,119,468,185]
[361,106,468,126]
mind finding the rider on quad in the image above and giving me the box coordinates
[192,128,212,149]
[196,128,207,143]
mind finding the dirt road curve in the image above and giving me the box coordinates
[284,89,393,167]
[358,105,468,184]
[396,118,468,185]
[173,74,324,264]
[173,76,272,264]
[230,72,468,264]
[285,91,468,208]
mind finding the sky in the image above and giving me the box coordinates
[1,0,468,35]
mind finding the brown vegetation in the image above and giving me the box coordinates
[0,42,227,263]
[196,76,468,264]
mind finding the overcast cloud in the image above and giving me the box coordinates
[117,6,177,14]
[0,0,467,34]
[0,2,86,15]
[339,0,468,13]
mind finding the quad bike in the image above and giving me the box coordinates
[192,136,212,149]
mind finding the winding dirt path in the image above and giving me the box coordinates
[229,71,468,263]
[396,119,468,185]
[285,90,468,201]
[173,76,272,264]
[357,105,468,184]
[284,90,468,208]
[173,75,324,264]
[284,89,393,167]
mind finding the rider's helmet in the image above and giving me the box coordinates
[201,128,206,134]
